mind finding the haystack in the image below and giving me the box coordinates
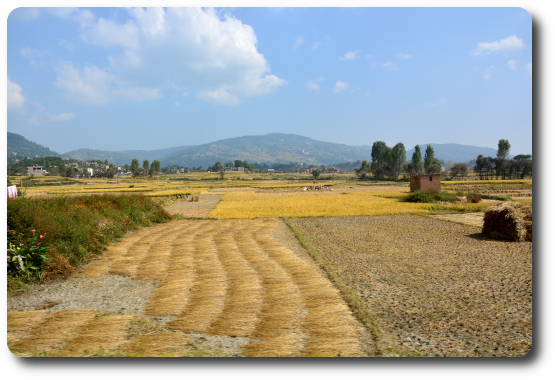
[482,202,532,242]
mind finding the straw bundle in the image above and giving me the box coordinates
[252,225,362,357]
[133,222,187,280]
[144,239,195,316]
[168,228,228,332]
[482,202,532,242]
[9,309,97,356]
[207,231,264,337]
[61,314,135,356]
[7,310,50,346]
[122,331,191,357]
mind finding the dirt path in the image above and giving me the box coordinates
[163,193,223,218]
[8,218,363,357]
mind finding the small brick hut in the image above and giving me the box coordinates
[410,174,441,192]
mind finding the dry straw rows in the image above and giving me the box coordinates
[9,219,362,357]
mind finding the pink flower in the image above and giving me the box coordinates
[40,235,44,239]
[31,229,36,233]
[37,242,41,246]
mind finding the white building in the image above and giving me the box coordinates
[27,165,43,176]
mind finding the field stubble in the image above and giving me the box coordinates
[288,214,532,357]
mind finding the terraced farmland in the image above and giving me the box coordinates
[8,219,363,357]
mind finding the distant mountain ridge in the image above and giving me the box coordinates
[161,133,372,168]
[63,146,190,166]
[8,131,505,168]
[7,132,60,163]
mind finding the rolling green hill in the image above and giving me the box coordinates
[8,131,510,170]
[7,132,60,163]
[63,146,189,166]
[161,133,372,168]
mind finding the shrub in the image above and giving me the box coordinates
[404,191,435,203]
[7,230,49,281]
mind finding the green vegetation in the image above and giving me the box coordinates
[404,191,460,204]
[7,194,172,290]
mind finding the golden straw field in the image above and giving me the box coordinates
[208,190,491,219]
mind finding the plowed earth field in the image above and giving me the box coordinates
[8,219,364,357]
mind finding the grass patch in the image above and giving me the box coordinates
[404,191,459,203]
[7,194,172,289]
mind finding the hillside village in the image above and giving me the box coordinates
[15,157,343,179]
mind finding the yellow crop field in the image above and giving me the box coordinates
[208,191,491,219]
[147,188,208,197]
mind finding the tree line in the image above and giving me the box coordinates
[355,142,441,180]
[129,159,161,178]
[473,139,532,180]
[354,138,532,180]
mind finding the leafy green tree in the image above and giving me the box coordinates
[411,145,423,175]
[355,160,371,179]
[497,139,511,159]
[130,159,140,178]
[475,155,494,180]
[143,160,149,175]
[150,160,161,175]
[370,141,390,178]
[449,163,468,179]
[424,144,435,174]
[423,144,439,174]
[390,143,406,179]
[312,169,321,179]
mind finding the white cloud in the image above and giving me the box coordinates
[334,81,349,93]
[54,61,115,106]
[49,112,75,122]
[25,101,76,125]
[340,51,359,60]
[73,7,284,106]
[483,66,495,80]
[474,35,525,55]
[307,77,324,92]
[7,77,26,111]
[424,98,446,108]
[382,61,398,70]
[83,17,140,49]
[197,88,240,106]
[396,53,413,59]
[507,59,517,70]
[293,36,304,48]
[10,7,94,27]
[54,61,162,105]
[312,41,322,50]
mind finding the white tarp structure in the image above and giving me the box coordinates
[7,185,17,199]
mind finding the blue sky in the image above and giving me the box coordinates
[6,6,532,155]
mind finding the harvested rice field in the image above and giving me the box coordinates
[287,214,532,357]
[8,218,364,357]
[7,180,533,357]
